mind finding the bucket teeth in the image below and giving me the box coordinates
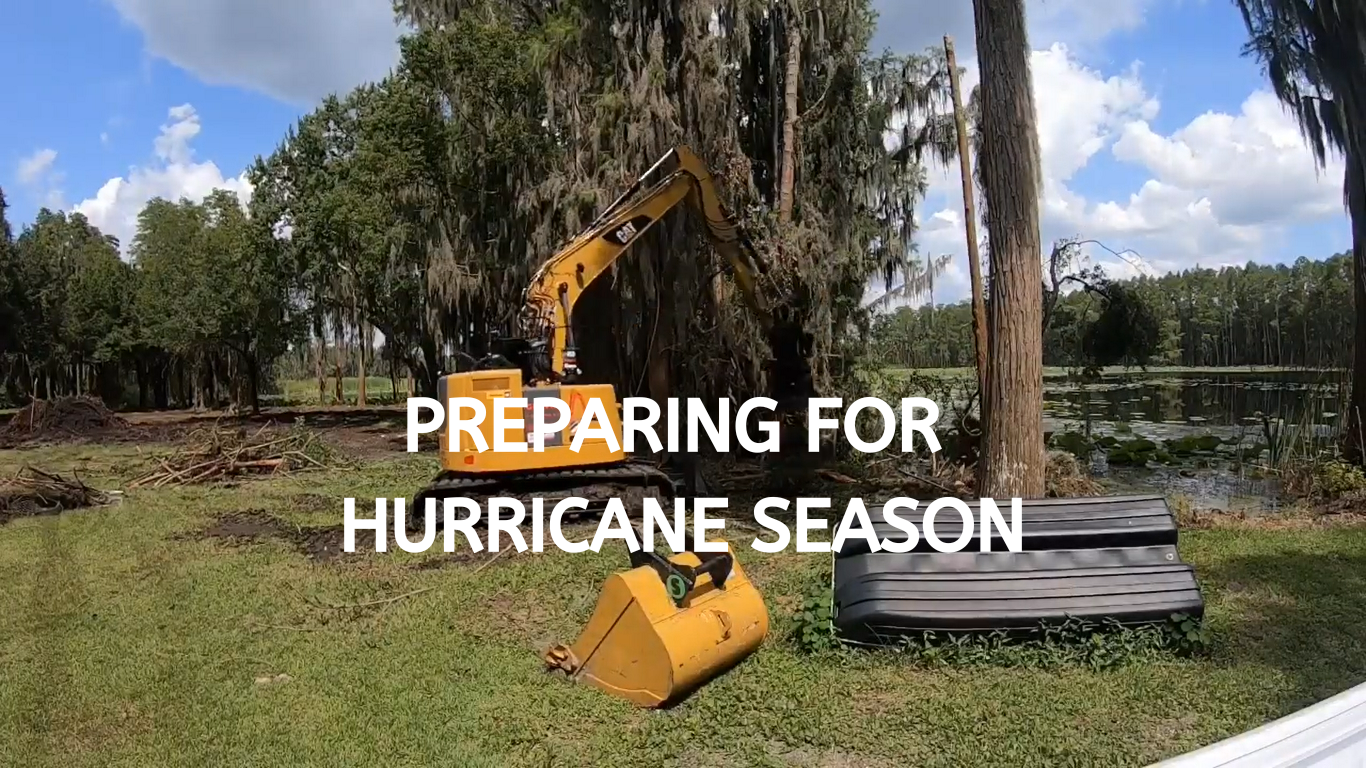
[543,644,577,674]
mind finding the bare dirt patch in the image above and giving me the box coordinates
[288,493,337,515]
[293,526,366,563]
[410,550,484,570]
[198,510,289,540]
[764,741,888,768]
[186,509,387,564]
[470,589,561,650]
[136,407,411,462]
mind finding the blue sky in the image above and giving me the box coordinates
[1,0,1351,303]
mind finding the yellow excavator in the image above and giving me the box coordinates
[412,145,815,517]
[413,145,814,708]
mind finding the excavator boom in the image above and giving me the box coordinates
[519,145,807,390]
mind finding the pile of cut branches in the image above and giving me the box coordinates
[129,422,342,489]
[1,395,134,444]
[0,466,112,523]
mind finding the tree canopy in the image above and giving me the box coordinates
[0,0,962,410]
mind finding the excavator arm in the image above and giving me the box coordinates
[517,146,800,383]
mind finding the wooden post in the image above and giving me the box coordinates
[945,35,989,405]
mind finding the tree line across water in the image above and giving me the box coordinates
[872,251,1356,372]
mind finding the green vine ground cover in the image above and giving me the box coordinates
[3,440,1366,767]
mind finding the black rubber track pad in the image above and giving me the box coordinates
[831,494,1179,558]
[832,544,1204,642]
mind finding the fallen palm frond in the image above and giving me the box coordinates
[128,422,344,489]
[0,465,113,521]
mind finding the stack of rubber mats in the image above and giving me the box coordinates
[831,494,1205,645]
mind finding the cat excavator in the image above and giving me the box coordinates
[411,145,815,518]
[411,145,815,707]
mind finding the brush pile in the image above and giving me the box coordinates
[0,466,112,523]
[1045,450,1105,498]
[129,422,342,489]
[1,396,132,444]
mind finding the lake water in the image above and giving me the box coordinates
[1042,368,1349,439]
[1038,368,1351,512]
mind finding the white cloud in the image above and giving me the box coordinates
[895,42,1348,308]
[15,148,66,209]
[17,149,57,185]
[105,0,1124,109]
[106,0,404,105]
[1108,92,1344,228]
[1033,48,1160,183]
[72,104,252,254]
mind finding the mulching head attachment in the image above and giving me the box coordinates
[765,316,817,412]
[543,542,769,708]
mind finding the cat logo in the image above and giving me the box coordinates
[565,392,589,434]
[602,215,653,246]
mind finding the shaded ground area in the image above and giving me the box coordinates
[184,508,497,567]
[2,424,1366,766]
[185,509,363,564]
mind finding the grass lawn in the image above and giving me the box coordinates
[271,377,403,407]
[3,441,1366,767]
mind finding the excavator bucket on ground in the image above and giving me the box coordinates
[544,543,768,708]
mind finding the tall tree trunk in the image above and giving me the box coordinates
[333,321,345,404]
[246,351,261,415]
[357,320,368,408]
[389,351,398,402]
[1344,151,1366,463]
[194,354,207,412]
[314,332,326,405]
[973,0,1046,498]
[946,35,989,403]
[417,334,441,398]
[777,1,801,224]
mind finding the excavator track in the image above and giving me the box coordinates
[409,461,679,531]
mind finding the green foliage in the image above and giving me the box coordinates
[1082,282,1162,368]
[131,191,302,408]
[870,613,1209,671]
[0,188,20,399]
[1312,460,1366,498]
[788,578,837,654]
[1049,429,1248,468]
[831,361,980,464]
[2,0,1358,421]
